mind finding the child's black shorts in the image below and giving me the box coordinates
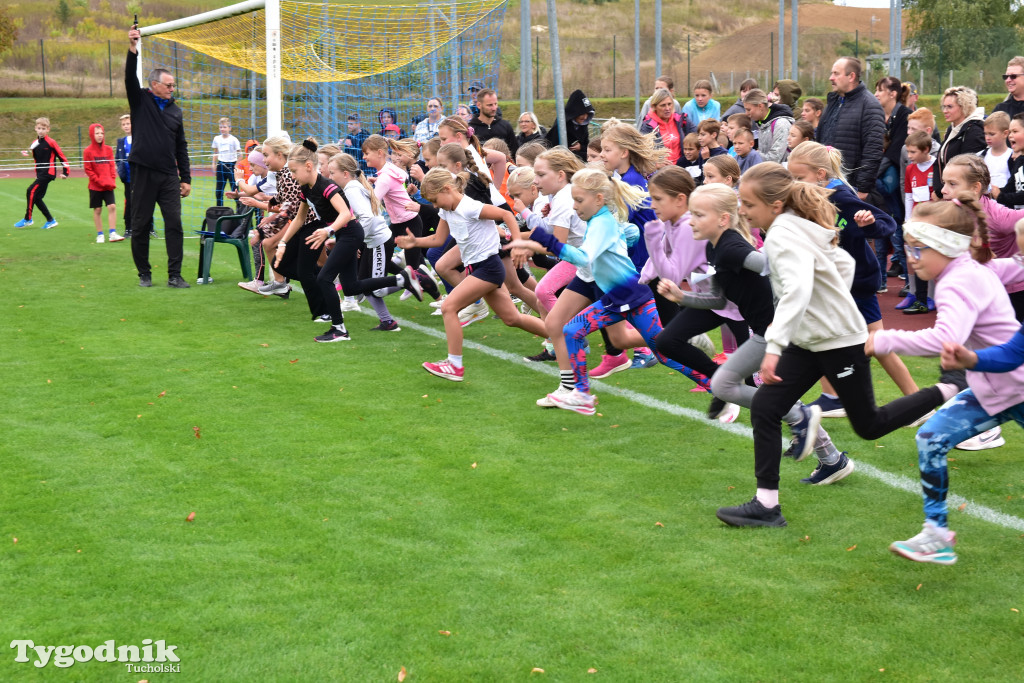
[89,189,116,208]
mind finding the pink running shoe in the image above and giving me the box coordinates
[591,352,630,379]
[689,371,711,393]
[422,359,464,382]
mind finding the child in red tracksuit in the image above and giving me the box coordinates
[15,117,69,229]
[83,123,123,243]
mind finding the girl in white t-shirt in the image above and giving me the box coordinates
[211,117,241,206]
[397,168,548,381]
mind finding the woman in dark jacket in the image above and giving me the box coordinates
[873,77,911,221]
[935,86,986,198]
[515,111,546,148]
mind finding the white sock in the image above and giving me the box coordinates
[448,354,463,368]
[756,488,779,508]
[333,323,346,333]
[395,273,405,287]
[559,370,574,391]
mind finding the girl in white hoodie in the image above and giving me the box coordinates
[715,163,962,529]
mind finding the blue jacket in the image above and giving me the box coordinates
[620,166,657,270]
[828,180,896,297]
[115,136,131,183]
[532,206,653,311]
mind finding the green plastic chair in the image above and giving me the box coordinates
[195,207,255,284]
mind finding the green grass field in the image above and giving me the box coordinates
[1,178,1023,681]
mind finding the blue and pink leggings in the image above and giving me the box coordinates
[563,298,710,393]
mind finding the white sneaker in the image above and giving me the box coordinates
[238,280,263,294]
[431,307,444,316]
[689,333,716,357]
[458,300,489,327]
[955,426,1005,451]
[548,388,597,416]
[96,234,104,243]
[537,384,572,408]
[519,302,534,317]
[717,402,741,424]
[196,276,213,284]
[340,296,361,312]
[430,295,447,309]
[391,249,407,269]
[108,231,125,242]
[400,290,413,301]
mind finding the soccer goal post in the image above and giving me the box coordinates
[136,0,507,243]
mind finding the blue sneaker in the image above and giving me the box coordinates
[800,452,854,485]
[14,218,33,228]
[788,404,822,462]
[926,297,936,312]
[42,219,58,230]
[894,294,916,310]
[808,393,846,418]
[630,350,658,369]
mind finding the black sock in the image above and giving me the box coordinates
[601,328,622,356]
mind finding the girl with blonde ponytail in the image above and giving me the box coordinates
[506,168,710,416]
[716,162,956,529]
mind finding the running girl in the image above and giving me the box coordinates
[275,140,421,342]
[715,163,959,528]
[702,155,742,191]
[396,168,548,381]
[507,168,709,415]
[870,197,1024,564]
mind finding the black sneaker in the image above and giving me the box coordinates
[314,326,350,343]
[707,396,729,420]
[877,283,888,294]
[370,320,401,332]
[139,274,152,287]
[903,300,929,314]
[416,264,441,299]
[402,265,424,301]
[716,497,787,527]
[886,263,902,277]
[801,452,855,485]
[167,275,190,288]
[312,314,332,324]
[898,284,911,297]
[524,349,557,362]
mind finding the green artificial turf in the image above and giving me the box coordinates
[1,178,1023,681]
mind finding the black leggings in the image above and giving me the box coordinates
[389,215,424,271]
[751,343,946,490]
[25,177,53,221]
[317,223,400,326]
[1010,290,1024,323]
[275,222,326,318]
[655,307,751,378]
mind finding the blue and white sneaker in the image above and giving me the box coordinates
[14,218,33,228]
[800,452,854,485]
[788,404,822,462]
[808,393,846,418]
[630,349,658,369]
[42,219,59,229]
[889,522,957,565]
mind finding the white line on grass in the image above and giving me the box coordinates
[327,298,1024,533]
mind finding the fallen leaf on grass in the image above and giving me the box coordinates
[596,412,603,417]
[654,522,664,527]
[289,359,299,364]
[398,666,407,682]
[193,426,201,439]
[158,391,166,397]
[587,669,597,674]
[879,668,885,672]
[916,584,922,591]
[728,485,736,491]
[12,537,17,544]
[186,512,195,522]
[46,379,51,384]
[958,503,967,511]
[471,462,477,469]
[120,318,125,321]
[800,535,810,542]
[846,545,857,552]
[531,668,545,674]
[422,394,429,398]
[147,402,154,405]
[136,414,142,418]
[260,343,269,348]
[561,427,568,431]
[438,630,451,636]
[1012,608,1020,613]
[610,424,619,428]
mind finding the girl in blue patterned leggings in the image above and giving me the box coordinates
[506,168,707,415]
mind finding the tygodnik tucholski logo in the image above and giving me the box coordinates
[10,639,180,671]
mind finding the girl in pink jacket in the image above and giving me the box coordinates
[869,195,1024,565]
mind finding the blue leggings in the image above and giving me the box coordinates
[563,298,709,393]
[916,388,1024,527]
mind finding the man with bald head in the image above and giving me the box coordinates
[816,57,885,200]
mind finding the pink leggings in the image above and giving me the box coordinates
[535,260,578,315]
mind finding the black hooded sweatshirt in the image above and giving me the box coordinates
[545,89,595,161]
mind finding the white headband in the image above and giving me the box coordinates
[903,221,972,258]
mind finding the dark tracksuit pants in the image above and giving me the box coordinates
[130,165,184,279]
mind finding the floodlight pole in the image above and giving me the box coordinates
[520,0,530,113]
[777,0,784,82]
[265,0,282,135]
[546,0,566,146]
[634,0,640,124]
[791,0,798,81]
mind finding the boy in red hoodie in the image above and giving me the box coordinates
[83,123,123,243]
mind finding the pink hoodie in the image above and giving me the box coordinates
[981,196,1024,294]
[373,161,415,224]
[873,253,1024,414]
[639,213,743,321]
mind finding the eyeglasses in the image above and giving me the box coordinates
[1004,74,1022,81]
[904,244,933,260]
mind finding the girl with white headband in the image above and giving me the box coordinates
[867,196,1024,565]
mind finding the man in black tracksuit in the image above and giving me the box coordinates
[126,26,192,288]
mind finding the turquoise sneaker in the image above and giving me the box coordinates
[14,218,33,228]
[43,219,59,229]
[889,522,957,565]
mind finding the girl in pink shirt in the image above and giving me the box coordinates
[868,195,1024,565]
